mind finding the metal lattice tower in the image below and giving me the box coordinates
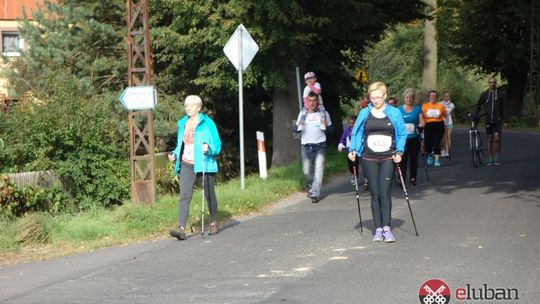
[531,0,539,119]
[126,0,156,203]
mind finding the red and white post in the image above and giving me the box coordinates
[256,131,267,179]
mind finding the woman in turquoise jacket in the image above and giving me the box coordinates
[348,82,407,243]
[168,95,222,240]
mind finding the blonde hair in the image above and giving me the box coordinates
[368,81,387,96]
[184,95,203,107]
[403,88,415,99]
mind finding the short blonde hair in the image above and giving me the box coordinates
[403,88,415,99]
[368,81,387,96]
[184,95,203,107]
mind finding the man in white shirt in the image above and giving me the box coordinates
[295,92,333,203]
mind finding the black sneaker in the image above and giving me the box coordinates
[310,196,319,203]
[169,227,186,240]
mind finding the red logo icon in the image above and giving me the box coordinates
[419,279,451,304]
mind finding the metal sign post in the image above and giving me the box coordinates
[124,0,156,204]
[223,24,259,189]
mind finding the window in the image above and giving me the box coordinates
[2,32,24,56]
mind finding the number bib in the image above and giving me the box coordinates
[426,109,441,118]
[367,134,392,152]
[405,123,416,135]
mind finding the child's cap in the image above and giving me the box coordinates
[304,71,316,80]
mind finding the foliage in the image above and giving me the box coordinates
[0,76,130,210]
[361,22,487,119]
[438,0,531,117]
[6,0,127,96]
[149,0,425,167]
[0,175,69,217]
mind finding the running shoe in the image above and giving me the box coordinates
[410,178,416,187]
[209,222,218,235]
[373,228,383,242]
[169,226,186,240]
[434,159,441,167]
[310,196,319,203]
[383,226,395,243]
[426,154,434,166]
[487,160,494,166]
[494,155,501,165]
[350,176,355,185]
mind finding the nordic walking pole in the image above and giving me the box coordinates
[352,164,363,233]
[395,164,419,236]
[201,150,206,239]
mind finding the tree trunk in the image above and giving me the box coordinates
[271,69,301,167]
[422,0,438,96]
[505,68,528,119]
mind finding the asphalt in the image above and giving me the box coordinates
[0,128,539,304]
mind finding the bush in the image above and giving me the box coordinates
[0,76,130,211]
[0,175,72,217]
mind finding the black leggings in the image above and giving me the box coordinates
[362,158,394,228]
[401,137,421,180]
[424,121,445,155]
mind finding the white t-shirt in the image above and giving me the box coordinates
[439,101,455,125]
[298,111,332,145]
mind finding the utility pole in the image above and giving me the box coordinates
[125,0,156,203]
[530,0,539,123]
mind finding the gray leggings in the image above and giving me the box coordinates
[362,158,394,228]
[178,162,218,228]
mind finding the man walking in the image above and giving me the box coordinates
[295,92,333,203]
[473,77,508,165]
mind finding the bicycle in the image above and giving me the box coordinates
[467,114,484,167]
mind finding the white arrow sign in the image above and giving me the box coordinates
[223,24,259,72]
[119,86,157,110]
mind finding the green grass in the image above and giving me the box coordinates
[0,149,347,263]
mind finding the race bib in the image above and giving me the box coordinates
[367,135,392,152]
[405,123,416,135]
[306,113,321,127]
[426,109,441,118]
[182,144,194,162]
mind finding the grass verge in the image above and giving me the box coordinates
[0,149,347,265]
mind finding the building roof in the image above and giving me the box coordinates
[0,0,45,20]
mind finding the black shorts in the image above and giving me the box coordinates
[485,121,502,135]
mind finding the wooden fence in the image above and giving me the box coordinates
[3,153,171,190]
[4,170,64,189]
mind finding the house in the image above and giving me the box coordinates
[0,0,45,110]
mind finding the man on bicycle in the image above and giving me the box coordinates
[473,77,508,166]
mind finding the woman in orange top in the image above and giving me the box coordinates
[421,90,447,167]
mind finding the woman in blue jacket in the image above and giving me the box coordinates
[168,95,222,240]
[348,82,407,243]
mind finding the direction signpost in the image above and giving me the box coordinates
[119,86,157,110]
[223,24,259,189]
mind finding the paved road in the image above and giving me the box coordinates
[1,129,539,304]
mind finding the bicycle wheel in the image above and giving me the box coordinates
[471,135,481,167]
[473,150,482,168]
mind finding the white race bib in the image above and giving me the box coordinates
[306,113,321,127]
[367,135,392,152]
[426,109,441,118]
[405,123,416,135]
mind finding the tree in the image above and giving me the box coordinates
[149,0,425,168]
[422,0,437,94]
[439,0,531,118]
[7,0,127,96]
